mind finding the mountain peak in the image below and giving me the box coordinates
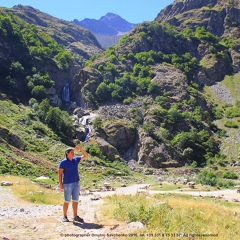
[73,13,137,36]
[104,12,120,19]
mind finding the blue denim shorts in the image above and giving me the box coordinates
[63,182,80,202]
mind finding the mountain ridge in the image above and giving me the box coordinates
[73,12,137,36]
[73,12,138,49]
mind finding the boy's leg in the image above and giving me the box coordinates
[72,182,80,217]
[63,183,71,217]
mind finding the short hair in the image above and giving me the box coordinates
[65,147,74,155]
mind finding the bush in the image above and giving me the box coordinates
[31,85,47,100]
[222,171,238,179]
[195,26,219,43]
[92,117,103,130]
[143,123,154,134]
[224,120,238,128]
[123,97,133,105]
[54,50,73,70]
[89,144,102,156]
[217,180,235,188]
[225,108,240,118]
[197,170,218,186]
[45,107,74,137]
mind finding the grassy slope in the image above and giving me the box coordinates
[204,72,240,162]
[0,97,156,188]
[0,72,240,190]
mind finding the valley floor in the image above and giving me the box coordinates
[0,184,239,240]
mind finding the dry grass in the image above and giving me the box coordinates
[100,193,240,240]
[0,175,63,205]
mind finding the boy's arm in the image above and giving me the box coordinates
[58,168,64,191]
[75,145,88,161]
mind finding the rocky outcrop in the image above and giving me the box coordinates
[156,0,218,22]
[95,137,121,161]
[156,0,240,74]
[0,127,25,150]
[151,64,188,101]
[102,121,137,152]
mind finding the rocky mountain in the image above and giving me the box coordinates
[0,0,240,173]
[74,13,137,36]
[156,0,240,73]
[0,5,104,106]
[73,13,137,49]
[12,5,104,57]
[76,0,240,167]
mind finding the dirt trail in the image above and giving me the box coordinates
[0,184,239,240]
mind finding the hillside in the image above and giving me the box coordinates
[0,0,240,189]
[76,0,240,166]
[0,5,104,106]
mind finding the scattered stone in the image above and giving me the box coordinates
[91,194,101,201]
[1,181,13,186]
[155,201,167,205]
[126,222,145,232]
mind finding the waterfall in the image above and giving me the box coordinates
[79,116,91,142]
[62,83,71,102]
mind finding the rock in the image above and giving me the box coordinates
[1,181,13,186]
[0,127,25,150]
[95,137,121,162]
[126,222,145,232]
[151,64,188,102]
[103,121,137,151]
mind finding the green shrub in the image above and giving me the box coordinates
[89,144,102,156]
[217,180,235,188]
[54,50,73,70]
[197,170,217,186]
[224,120,238,128]
[123,97,133,104]
[92,117,103,130]
[143,123,155,134]
[225,108,240,118]
[222,171,238,179]
[31,85,47,100]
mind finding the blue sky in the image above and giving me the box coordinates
[0,0,174,23]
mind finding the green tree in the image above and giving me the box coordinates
[31,85,47,100]
[45,107,74,137]
[54,50,73,70]
[10,61,24,77]
[92,117,103,130]
[37,98,50,120]
[96,82,112,102]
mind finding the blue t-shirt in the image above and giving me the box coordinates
[59,156,81,184]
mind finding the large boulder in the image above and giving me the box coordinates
[0,126,25,150]
[103,121,137,152]
[95,137,121,161]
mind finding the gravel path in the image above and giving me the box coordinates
[0,184,239,240]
